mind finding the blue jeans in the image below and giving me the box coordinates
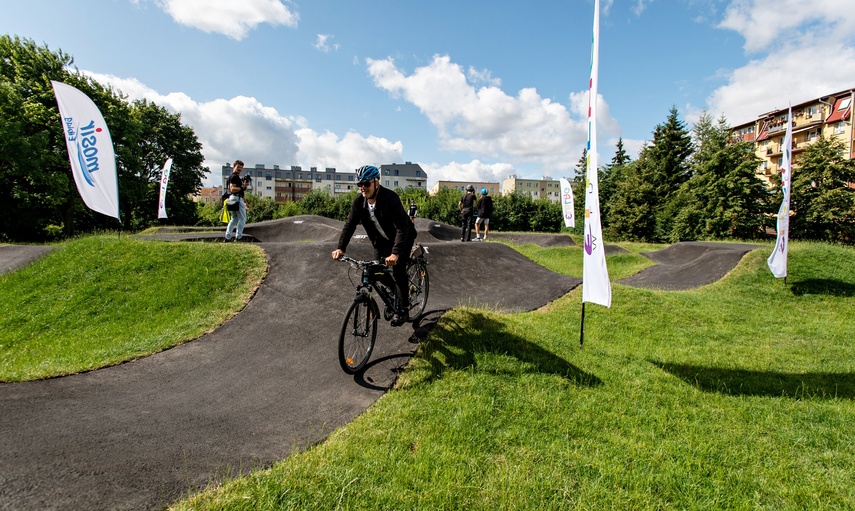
[225,200,246,240]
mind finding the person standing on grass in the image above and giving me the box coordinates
[331,165,417,327]
[474,188,493,241]
[458,184,477,242]
[224,160,250,242]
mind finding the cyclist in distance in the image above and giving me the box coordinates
[332,165,417,326]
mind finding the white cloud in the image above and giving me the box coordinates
[295,130,403,172]
[84,72,403,186]
[315,34,339,53]
[632,0,653,16]
[718,0,855,53]
[140,0,299,40]
[422,160,517,187]
[366,55,621,176]
[708,0,855,126]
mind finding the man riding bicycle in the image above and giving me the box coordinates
[331,165,417,326]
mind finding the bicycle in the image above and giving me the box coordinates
[337,245,429,373]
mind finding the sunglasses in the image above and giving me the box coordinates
[357,180,373,188]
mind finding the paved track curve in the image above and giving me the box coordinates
[0,217,579,510]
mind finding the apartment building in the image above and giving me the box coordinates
[379,162,428,190]
[501,175,562,202]
[221,162,428,202]
[731,88,854,187]
[429,181,500,196]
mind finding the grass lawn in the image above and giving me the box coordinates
[170,241,855,510]
[0,235,266,381]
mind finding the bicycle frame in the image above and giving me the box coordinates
[342,257,399,319]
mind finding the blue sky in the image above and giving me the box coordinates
[4,0,854,188]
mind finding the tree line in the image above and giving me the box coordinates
[4,36,853,244]
[202,107,854,245]
[2,35,206,242]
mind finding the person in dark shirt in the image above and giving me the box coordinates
[458,184,477,241]
[224,159,250,241]
[474,188,493,241]
[332,165,417,326]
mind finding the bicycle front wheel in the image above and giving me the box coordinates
[406,259,429,320]
[338,296,378,373]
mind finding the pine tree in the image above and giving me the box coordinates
[608,107,692,241]
[790,135,855,243]
[600,138,631,229]
[671,112,770,240]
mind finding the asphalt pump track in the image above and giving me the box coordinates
[0,216,761,510]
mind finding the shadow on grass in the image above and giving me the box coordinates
[653,361,855,399]
[790,278,855,297]
[417,309,601,387]
[354,309,448,391]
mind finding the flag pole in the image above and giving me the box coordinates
[579,0,612,349]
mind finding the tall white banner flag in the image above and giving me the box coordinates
[560,177,575,228]
[51,81,120,220]
[768,104,793,278]
[582,0,612,308]
[157,158,173,219]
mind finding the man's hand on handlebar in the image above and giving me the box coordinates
[384,254,398,267]
[331,249,344,260]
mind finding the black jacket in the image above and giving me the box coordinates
[337,186,416,256]
[476,195,493,218]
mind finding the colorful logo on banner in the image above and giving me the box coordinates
[62,119,105,187]
[52,81,120,220]
[559,177,575,228]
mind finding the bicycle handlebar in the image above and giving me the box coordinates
[338,255,385,268]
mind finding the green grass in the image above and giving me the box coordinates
[0,235,266,381]
[496,239,659,280]
[171,241,855,510]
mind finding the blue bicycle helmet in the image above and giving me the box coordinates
[355,165,380,183]
[481,188,488,195]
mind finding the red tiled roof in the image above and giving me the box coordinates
[826,97,852,123]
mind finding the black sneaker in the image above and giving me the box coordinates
[391,313,408,327]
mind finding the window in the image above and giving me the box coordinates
[335,175,341,180]
[416,170,421,176]
[326,174,331,180]
[835,122,846,135]
[394,181,399,187]
[384,180,390,186]
[266,172,272,180]
[840,98,852,110]
[394,169,399,176]
[384,169,390,176]
[348,175,354,181]
[807,130,818,141]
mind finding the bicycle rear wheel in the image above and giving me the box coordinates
[338,296,378,373]
[406,258,429,320]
